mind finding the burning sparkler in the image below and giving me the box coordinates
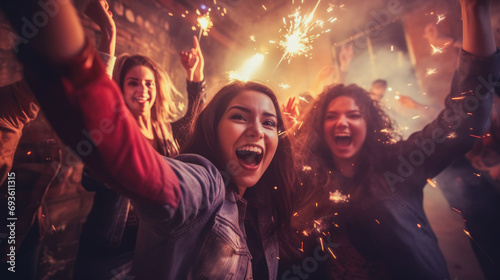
[273,0,327,70]
[197,12,213,40]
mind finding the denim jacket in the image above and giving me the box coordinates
[131,154,279,280]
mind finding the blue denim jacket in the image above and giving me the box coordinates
[131,154,279,280]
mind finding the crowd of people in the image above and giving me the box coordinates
[1,0,499,279]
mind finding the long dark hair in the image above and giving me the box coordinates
[183,81,295,233]
[113,54,184,156]
[294,83,400,191]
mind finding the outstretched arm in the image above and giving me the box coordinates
[461,0,495,57]
[0,1,181,209]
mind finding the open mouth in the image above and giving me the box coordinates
[236,145,263,167]
[133,96,149,104]
[334,133,352,147]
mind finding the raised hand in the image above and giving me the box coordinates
[282,96,300,129]
[85,0,116,56]
[180,36,205,82]
[339,43,353,72]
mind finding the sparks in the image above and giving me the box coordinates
[436,14,446,25]
[298,96,310,103]
[274,0,326,69]
[426,68,437,77]
[249,35,256,42]
[412,115,421,120]
[197,13,213,37]
[262,5,267,11]
[430,44,444,55]
[427,178,438,188]
[329,190,348,203]
[470,134,482,139]
[302,165,312,171]
[320,237,325,251]
[279,83,290,89]
[327,247,337,259]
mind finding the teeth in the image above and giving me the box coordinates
[237,146,263,154]
[335,133,351,137]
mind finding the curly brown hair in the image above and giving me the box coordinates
[294,83,401,189]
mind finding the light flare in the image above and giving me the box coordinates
[228,53,265,82]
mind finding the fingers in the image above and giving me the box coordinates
[193,35,200,51]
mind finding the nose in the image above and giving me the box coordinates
[245,120,264,139]
[336,114,348,128]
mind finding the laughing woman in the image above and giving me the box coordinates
[284,0,500,279]
[0,2,294,280]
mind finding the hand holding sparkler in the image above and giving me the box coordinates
[180,36,205,82]
[85,0,116,57]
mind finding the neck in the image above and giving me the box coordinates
[237,185,246,197]
[135,113,154,139]
[334,158,357,178]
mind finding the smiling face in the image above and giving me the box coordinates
[217,90,279,193]
[122,65,157,118]
[323,96,367,165]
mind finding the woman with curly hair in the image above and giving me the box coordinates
[281,0,500,279]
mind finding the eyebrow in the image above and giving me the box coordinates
[227,105,277,118]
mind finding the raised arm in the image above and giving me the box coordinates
[460,0,495,57]
[0,1,181,209]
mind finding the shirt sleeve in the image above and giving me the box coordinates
[171,79,206,147]
[97,51,116,78]
[20,40,181,210]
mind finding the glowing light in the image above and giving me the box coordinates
[426,68,437,77]
[274,0,326,69]
[329,190,348,203]
[327,247,337,259]
[412,115,421,120]
[391,45,394,52]
[250,35,256,42]
[197,13,213,37]
[470,134,482,139]
[452,207,462,214]
[298,96,310,103]
[27,151,32,155]
[262,5,267,11]
[436,14,446,25]
[417,224,422,228]
[279,83,290,89]
[447,132,457,139]
[375,219,380,224]
[395,95,400,100]
[228,53,265,82]
[320,237,325,251]
[430,43,450,55]
[452,96,466,100]
[427,178,438,188]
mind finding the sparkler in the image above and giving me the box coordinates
[274,0,326,70]
[197,12,213,41]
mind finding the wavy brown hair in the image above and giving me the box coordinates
[113,54,184,156]
[183,81,295,233]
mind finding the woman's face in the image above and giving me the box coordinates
[123,65,157,118]
[323,96,367,163]
[217,90,279,191]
